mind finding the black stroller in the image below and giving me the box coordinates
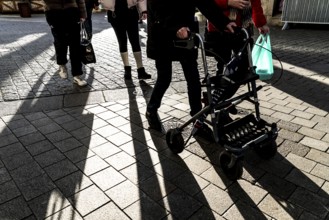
[166,28,278,181]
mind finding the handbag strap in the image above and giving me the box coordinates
[80,22,88,42]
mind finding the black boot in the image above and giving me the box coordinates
[124,66,132,79]
[137,67,151,79]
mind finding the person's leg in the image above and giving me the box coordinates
[108,12,132,79]
[85,5,93,40]
[126,8,151,79]
[146,58,172,130]
[147,58,172,112]
[50,24,68,66]
[180,54,202,116]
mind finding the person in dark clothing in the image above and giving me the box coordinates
[85,0,99,40]
[106,0,151,80]
[43,0,88,86]
[145,0,236,136]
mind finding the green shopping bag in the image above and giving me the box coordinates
[252,34,274,80]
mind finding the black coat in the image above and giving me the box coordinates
[147,0,231,60]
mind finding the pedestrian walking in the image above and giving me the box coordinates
[145,0,236,138]
[43,0,88,86]
[105,0,151,80]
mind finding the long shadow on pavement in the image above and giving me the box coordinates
[0,68,97,219]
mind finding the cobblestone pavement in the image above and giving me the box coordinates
[0,12,329,220]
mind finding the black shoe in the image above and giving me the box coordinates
[124,66,132,79]
[193,124,214,141]
[146,111,162,131]
[138,67,151,79]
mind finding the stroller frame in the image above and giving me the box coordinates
[166,28,278,181]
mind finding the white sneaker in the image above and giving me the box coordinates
[58,65,68,79]
[73,76,87,87]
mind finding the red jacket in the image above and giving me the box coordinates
[208,0,267,32]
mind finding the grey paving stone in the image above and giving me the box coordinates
[0,196,32,220]
[10,161,45,184]
[258,194,303,220]
[80,133,108,149]
[55,171,93,198]
[65,146,95,164]
[288,187,329,219]
[0,134,18,148]
[11,124,37,137]
[306,149,329,166]
[0,142,25,159]
[106,131,132,146]
[68,185,110,217]
[24,112,47,122]
[44,159,78,181]
[105,151,136,170]
[6,118,32,130]
[285,168,324,193]
[95,124,120,138]
[34,149,66,168]
[258,173,296,199]
[227,179,268,206]
[37,122,63,135]
[46,129,72,143]
[18,131,46,146]
[76,155,109,176]
[300,137,328,152]
[45,206,83,220]
[54,137,83,153]
[121,162,155,184]
[124,193,168,220]
[30,117,54,128]
[28,189,71,219]
[311,163,329,181]
[60,119,85,132]
[85,202,130,220]
[139,174,176,201]
[16,174,56,201]
[196,184,236,215]
[105,180,142,209]
[0,180,21,204]
[26,139,55,156]
[1,150,34,171]
[0,167,11,185]
[278,140,310,158]
[223,200,269,220]
[135,147,165,168]
[90,166,126,191]
[153,158,187,181]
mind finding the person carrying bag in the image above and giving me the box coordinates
[80,22,96,65]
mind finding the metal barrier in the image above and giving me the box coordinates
[282,0,329,24]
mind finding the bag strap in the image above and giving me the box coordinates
[80,22,88,42]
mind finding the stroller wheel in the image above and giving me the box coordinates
[254,139,277,159]
[166,128,184,154]
[219,151,243,181]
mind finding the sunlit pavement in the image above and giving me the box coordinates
[0,12,329,219]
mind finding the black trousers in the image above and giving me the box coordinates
[147,55,202,117]
[45,8,83,76]
[107,7,141,53]
[85,3,94,39]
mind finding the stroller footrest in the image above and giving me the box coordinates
[219,114,274,148]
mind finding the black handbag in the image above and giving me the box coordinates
[80,22,96,64]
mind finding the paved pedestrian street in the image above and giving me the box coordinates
[0,12,329,219]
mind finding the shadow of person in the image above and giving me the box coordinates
[138,80,219,219]
[0,68,97,219]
